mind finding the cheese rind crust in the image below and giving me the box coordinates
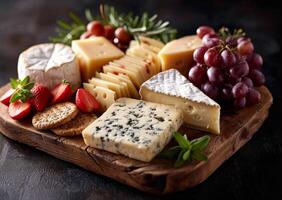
[82,98,183,162]
[18,43,81,90]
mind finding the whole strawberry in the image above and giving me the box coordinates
[31,84,50,112]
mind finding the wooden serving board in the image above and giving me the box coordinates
[0,84,273,195]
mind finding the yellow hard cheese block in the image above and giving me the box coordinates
[158,35,202,75]
[72,37,124,82]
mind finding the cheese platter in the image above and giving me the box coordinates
[0,4,273,195]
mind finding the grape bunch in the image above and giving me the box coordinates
[80,21,132,50]
[188,26,265,108]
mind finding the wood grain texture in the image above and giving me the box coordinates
[0,84,273,195]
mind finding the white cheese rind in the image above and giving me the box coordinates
[82,98,183,162]
[140,69,221,134]
[18,43,81,90]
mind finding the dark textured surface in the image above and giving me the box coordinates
[0,0,281,199]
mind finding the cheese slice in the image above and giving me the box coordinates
[108,73,140,99]
[72,37,124,82]
[18,43,81,90]
[119,56,155,78]
[126,45,161,73]
[83,83,116,111]
[113,59,150,81]
[89,77,122,98]
[82,98,183,162]
[158,35,202,75]
[139,36,165,49]
[139,69,221,134]
[99,73,130,97]
[103,65,143,88]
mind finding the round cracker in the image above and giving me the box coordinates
[32,102,78,130]
[51,113,97,136]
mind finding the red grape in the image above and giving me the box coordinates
[196,26,215,39]
[249,69,265,86]
[80,31,92,40]
[229,60,249,79]
[234,97,246,108]
[115,27,131,44]
[202,34,220,48]
[226,75,241,85]
[220,49,236,68]
[248,53,263,69]
[204,47,221,67]
[87,21,105,36]
[221,84,233,101]
[193,46,208,64]
[246,88,261,105]
[207,67,224,84]
[188,65,207,86]
[237,40,254,55]
[201,82,219,99]
[241,77,254,88]
[104,25,115,41]
[225,36,237,47]
[237,37,250,44]
[232,82,249,98]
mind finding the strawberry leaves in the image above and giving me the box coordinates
[10,76,35,103]
[159,132,210,167]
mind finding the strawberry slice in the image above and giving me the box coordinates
[51,81,73,104]
[8,101,32,120]
[0,89,15,106]
[31,84,50,112]
[75,89,100,113]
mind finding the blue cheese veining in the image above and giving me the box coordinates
[82,98,183,162]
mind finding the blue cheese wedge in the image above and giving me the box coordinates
[82,98,183,162]
[140,69,221,134]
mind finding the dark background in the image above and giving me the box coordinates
[0,0,281,199]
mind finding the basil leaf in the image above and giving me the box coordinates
[174,149,186,168]
[10,78,18,89]
[191,135,210,152]
[174,132,190,149]
[191,151,208,161]
[158,146,181,159]
[182,149,191,161]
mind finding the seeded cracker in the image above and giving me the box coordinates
[32,102,78,130]
[51,113,97,136]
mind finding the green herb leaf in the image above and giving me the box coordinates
[174,149,186,168]
[24,82,35,91]
[159,132,210,168]
[183,149,191,161]
[191,135,211,152]
[191,151,208,161]
[21,76,30,86]
[158,146,182,159]
[10,93,21,103]
[10,78,18,89]
[174,132,190,149]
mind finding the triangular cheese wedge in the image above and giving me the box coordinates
[139,69,221,134]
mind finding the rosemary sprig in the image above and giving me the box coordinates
[49,4,177,45]
[159,132,210,167]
